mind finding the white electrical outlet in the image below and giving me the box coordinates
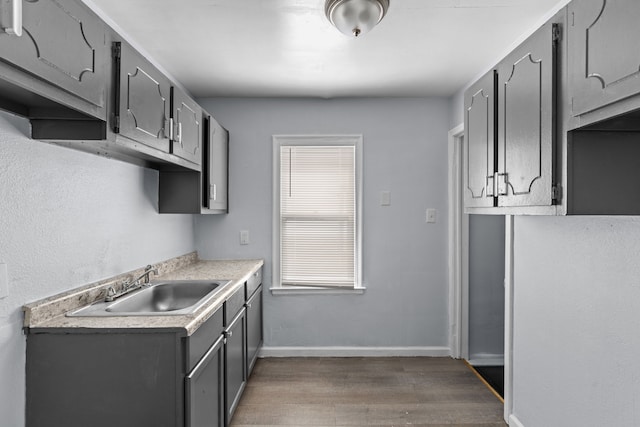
[240,230,250,245]
[426,208,437,223]
[0,264,8,299]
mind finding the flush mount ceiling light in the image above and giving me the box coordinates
[325,0,390,38]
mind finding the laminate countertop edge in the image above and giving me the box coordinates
[23,256,264,336]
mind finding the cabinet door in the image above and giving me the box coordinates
[205,116,229,213]
[245,286,262,376]
[496,20,557,207]
[186,335,225,427]
[225,309,246,425]
[569,0,640,116]
[464,70,496,209]
[172,87,202,165]
[0,0,107,118]
[114,42,171,153]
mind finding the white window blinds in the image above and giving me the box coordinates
[279,144,357,288]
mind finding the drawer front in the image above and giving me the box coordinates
[187,307,223,372]
[224,286,245,326]
[246,267,263,300]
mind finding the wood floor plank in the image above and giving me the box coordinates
[231,357,506,426]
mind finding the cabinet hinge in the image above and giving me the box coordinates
[552,184,562,202]
[113,115,120,133]
[552,24,562,42]
[112,42,121,59]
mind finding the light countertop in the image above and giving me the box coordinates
[23,253,264,336]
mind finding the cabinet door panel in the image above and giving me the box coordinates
[186,335,225,427]
[569,0,640,116]
[464,70,496,209]
[172,88,202,165]
[0,0,107,117]
[497,21,555,207]
[206,116,229,212]
[115,42,171,152]
[246,287,262,376]
[225,310,246,425]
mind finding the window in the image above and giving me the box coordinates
[272,135,363,293]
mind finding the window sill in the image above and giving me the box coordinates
[270,286,366,296]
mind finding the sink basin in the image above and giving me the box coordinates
[67,279,232,317]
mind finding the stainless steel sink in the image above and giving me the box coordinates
[67,279,232,317]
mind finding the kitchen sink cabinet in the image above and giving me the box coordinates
[568,0,640,122]
[463,10,563,213]
[224,287,247,426]
[0,0,108,120]
[245,268,263,376]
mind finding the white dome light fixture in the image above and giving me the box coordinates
[325,0,390,38]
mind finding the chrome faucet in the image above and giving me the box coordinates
[105,265,159,302]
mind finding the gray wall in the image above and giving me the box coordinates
[468,214,505,362]
[512,216,640,427]
[0,112,196,426]
[195,97,450,353]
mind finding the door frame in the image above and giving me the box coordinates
[448,123,514,423]
[447,123,468,360]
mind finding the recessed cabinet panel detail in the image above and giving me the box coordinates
[497,23,555,207]
[115,42,171,153]
[464,71,496,209]
[172,88,202,165]
[127,68,168,139]
[570,0,640,116]
[0,0,107,117]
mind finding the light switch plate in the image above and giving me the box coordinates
[380,191,391,206]
[0,263,8,299]
[426,209,437,223]
[240,230,250,245]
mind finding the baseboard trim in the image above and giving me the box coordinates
[259,346,451,358]
[467,356,505,366]
[509,414,525,427]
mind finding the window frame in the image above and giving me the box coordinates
[271,135,364,295]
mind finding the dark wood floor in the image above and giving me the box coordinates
[230,357,507,427]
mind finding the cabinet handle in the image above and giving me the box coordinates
[245,303,252,309]
[224,330,233,338]
[177,122,182,144]
[210,184,217,201]
[1,0,22,37]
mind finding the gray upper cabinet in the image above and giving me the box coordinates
[206,115,229,213]
[172,87,202,166]
[496,18,557,208]
[0,0,107,119]
[569,0,640,118]
[113,41,171,154]
[463,10,563,213]
[464,70,496,209]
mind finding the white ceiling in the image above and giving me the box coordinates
[84,0,567,99]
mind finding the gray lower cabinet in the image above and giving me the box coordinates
[224,287,247,425]
[186,335,225,427]
[0,0,108,120]
[245,285,263,376]
[569,0,640,118]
